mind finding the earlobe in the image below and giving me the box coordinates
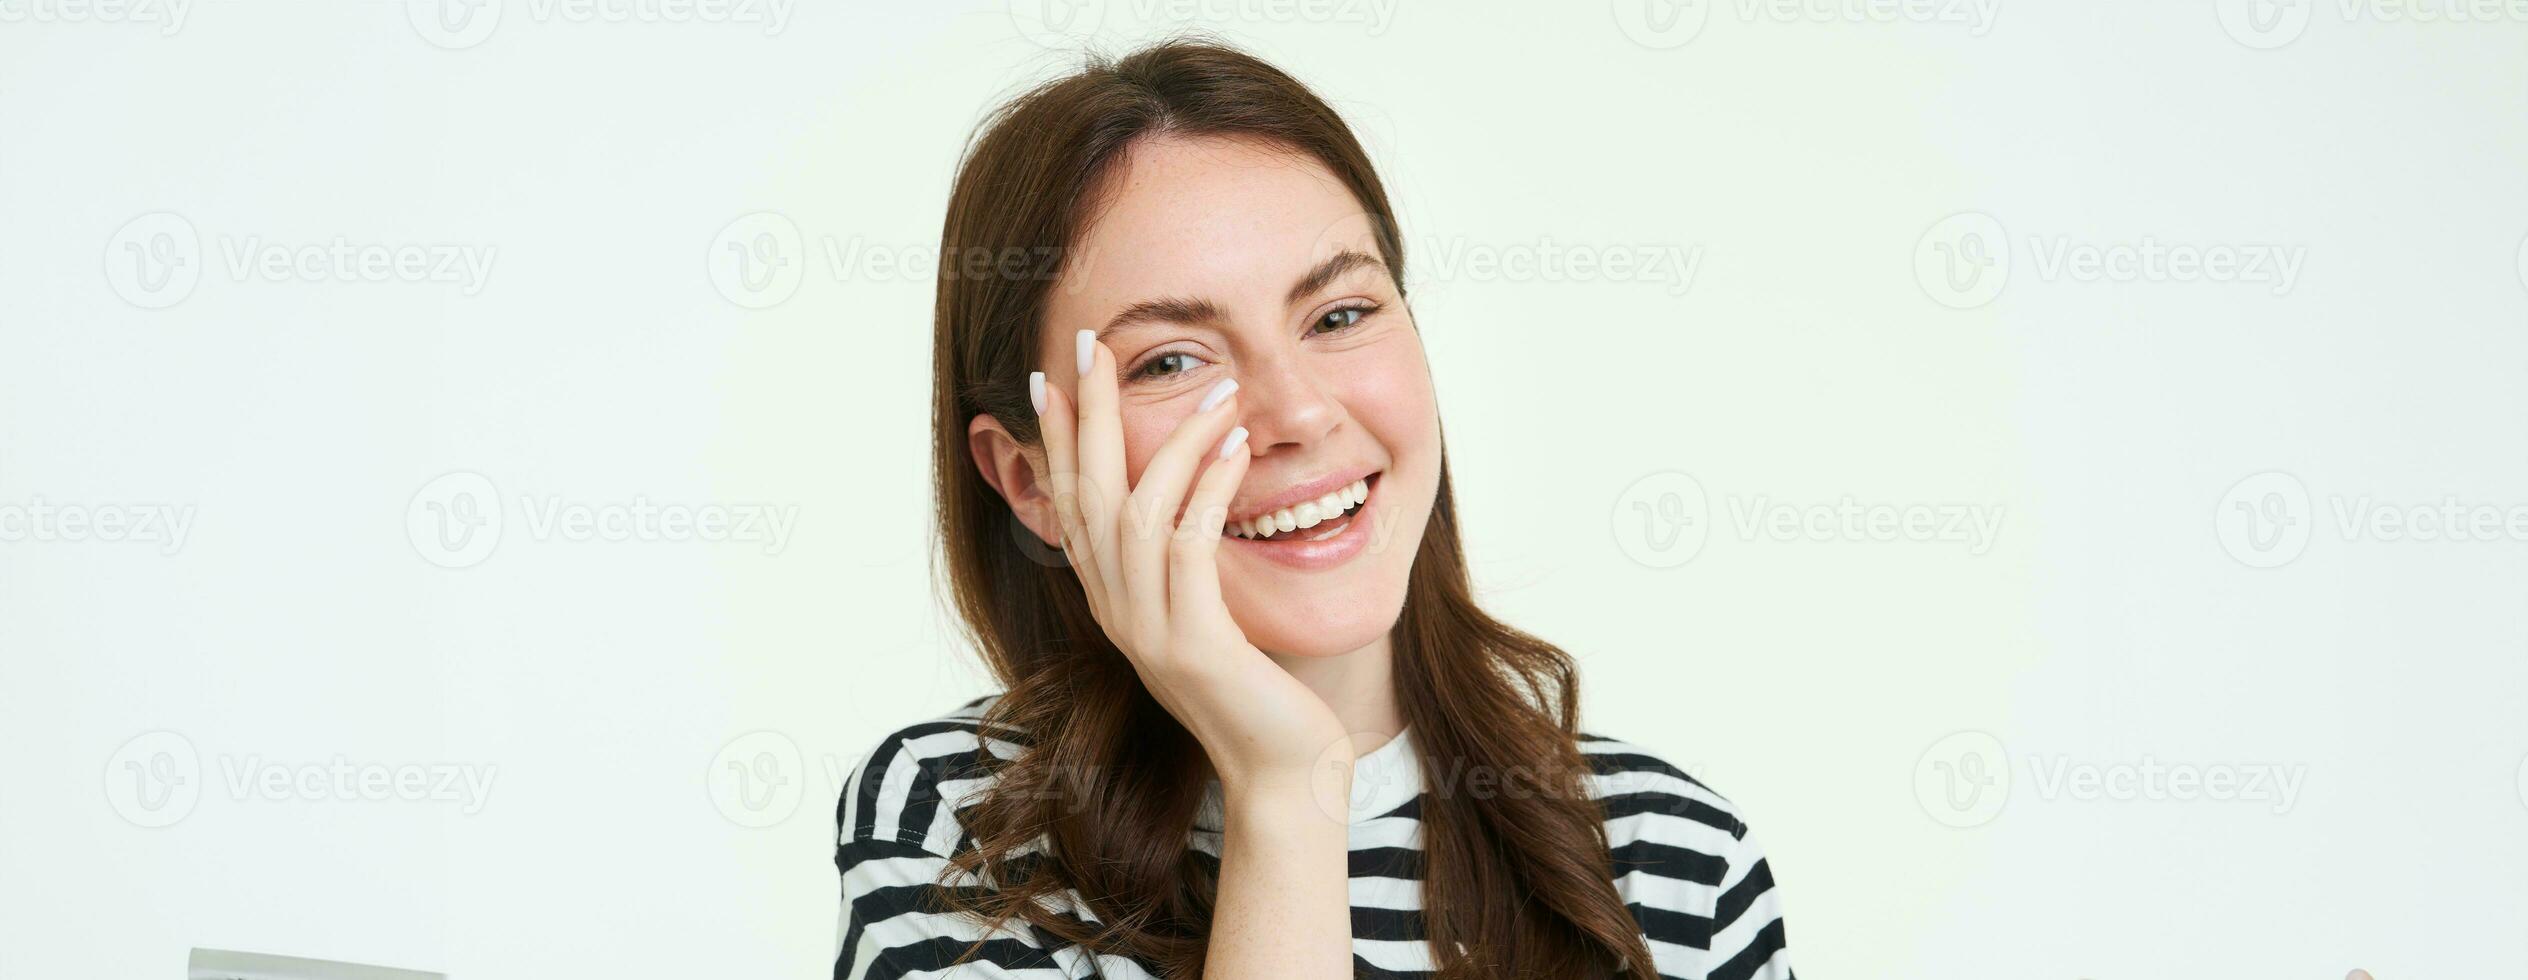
[967,413,1060,547]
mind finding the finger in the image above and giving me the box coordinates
[1072,330,1126,596]
[1169,424,1251,619]
[1033,378,1094,575]
[1123,380,1244,609]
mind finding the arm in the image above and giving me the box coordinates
[834,741,1085,980]
[1203,775,1356,980]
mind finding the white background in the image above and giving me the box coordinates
[4,1,2526,977]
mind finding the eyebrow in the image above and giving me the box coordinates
[1097,249,1387,340]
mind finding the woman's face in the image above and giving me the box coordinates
[1032,134,1441,659]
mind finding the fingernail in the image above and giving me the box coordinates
[1197,378,1239,413]
[1216,425,1249,460]
[1075,329,1096,376]
[1028,372,1047,415]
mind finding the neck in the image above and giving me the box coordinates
[1266,633,1406,756]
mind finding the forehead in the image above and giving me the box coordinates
[1047,134,1375,331]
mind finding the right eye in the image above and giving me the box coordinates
[1129,350,1209,382]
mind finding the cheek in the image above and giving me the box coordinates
[1332,346,1440,450]
[1118,405,1192,484]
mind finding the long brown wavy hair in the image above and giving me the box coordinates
[928,37,1658,980]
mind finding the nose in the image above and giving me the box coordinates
[1231,347,1342,454]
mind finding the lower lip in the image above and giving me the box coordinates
[1224,478,1378,571]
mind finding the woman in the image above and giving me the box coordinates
[836,38,1793,980]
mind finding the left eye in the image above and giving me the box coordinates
[1132,351,1201,380]
[1314,306,1367,333]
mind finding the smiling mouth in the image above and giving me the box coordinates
[1225,475,1374,541]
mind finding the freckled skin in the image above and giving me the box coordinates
[1037,134,1442,659]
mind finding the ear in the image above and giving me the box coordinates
[968,413,1061,548]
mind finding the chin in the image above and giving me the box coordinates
[1218,470,1433,659]
[1230,581,1410,658]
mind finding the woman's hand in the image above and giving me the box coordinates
[1034,329,1352,800]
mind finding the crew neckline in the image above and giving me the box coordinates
[1191,727,1419,833]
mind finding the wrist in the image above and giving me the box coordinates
[1220,765,1352,831]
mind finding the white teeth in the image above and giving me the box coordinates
[1227,477,1374,540]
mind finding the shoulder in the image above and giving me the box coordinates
[835,693,1028,857]
[1576,730,1750,840]
[1577,730,1795,977]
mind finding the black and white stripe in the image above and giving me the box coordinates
[834,695,1794,980]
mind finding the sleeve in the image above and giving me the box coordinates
[833,736,1089,980]
[1702,817,1793,980]
[1587,737,1794,980]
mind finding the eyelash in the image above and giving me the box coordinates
[1125,302,1381,383]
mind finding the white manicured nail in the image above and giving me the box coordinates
[1075,329,1096,376]
[1216,425,1249,460]
[1028,372,1046,415]
[1197,378,1238,413]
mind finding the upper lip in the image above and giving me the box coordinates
[1224,468,1378,526]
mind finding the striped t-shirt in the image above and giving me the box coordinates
[834,695,1794,979]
